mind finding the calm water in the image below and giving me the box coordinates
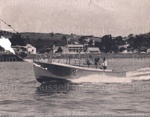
[0,58,150,117]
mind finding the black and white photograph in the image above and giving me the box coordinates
[0,0,150,116]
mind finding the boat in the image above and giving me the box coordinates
[33,57,126,83]
[0,52,27,62]
[0,47,27,62]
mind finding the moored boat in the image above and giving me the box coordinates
[0,51,27,62]
[0,53,27,62]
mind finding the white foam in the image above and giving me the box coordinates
[71,67,150,84]
[126,67,150,81]
[0,36,15,54]
[127,67,150,77]
[71,74,132,84]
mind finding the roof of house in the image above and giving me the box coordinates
[54,46,67,51]
[26,44,36,49]
[87,47,100,51]
[68,44,84,47]
[118,44,129,49]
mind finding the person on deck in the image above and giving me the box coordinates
[94,57,100,69]
[100,57,107,70]
[86,55,93,67]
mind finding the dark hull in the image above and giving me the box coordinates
[0,54,26,62]
[33,61,126,83]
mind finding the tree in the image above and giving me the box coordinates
[50,32,54,38]
[61,36,67,45]
[10,33,26,46]
[111,45,119,53]
[61,36,67,41]
[100,35,112,53]
[78,36,87,44]
[95,41,101,47]
[24,35,31,45]
[113,36,124,45]
[111,36,124,53]
[88,39,95,47]
[37,38,43,43]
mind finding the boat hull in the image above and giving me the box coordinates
[33,61,126,83]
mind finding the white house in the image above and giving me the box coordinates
[118,44,129,50]
[122,50,128,53]
[147,49,150,53]
[87,47,101,53]
[68,44,84,53]
[53,44,85,54]
[26,44,36,54]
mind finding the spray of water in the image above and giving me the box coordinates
[71,67,150,84]
[71,74,132,84]
[127,67,150,81]
[0,36,15,54]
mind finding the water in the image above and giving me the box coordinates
[0,58,150,117]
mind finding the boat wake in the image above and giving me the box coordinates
[71,74,131,84]
[71,67,150,84]
[127,67,150,81]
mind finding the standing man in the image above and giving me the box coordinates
[100,57,107,70]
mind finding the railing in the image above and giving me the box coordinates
[34,53,103,69]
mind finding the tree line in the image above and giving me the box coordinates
[1,31,150,53]
[79,33,150,53]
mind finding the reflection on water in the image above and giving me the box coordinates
[36,81,77,96]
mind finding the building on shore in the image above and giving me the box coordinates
[53,44,84,54]
[53,45,68,54]
[147,49,150,53]
[118,44,135,53]
[12,44,36,54]
[53,44,101,54]
[68,44,84,53]
[26,44,36,54]
[12,45,27,54]
[86,47,101,54]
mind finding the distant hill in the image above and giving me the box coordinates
[0,30,101,41]
[0,30,100,51]
[1,30,150,53]
[0,30,13,37]
[21,32,70,40]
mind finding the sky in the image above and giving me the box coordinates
[0,0,150,36]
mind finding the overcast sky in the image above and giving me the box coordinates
[0,0,150,36]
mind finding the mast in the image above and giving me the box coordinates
[0,20,1,31]
[0,19,18,33]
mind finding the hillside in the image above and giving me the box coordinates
[1,30,150,53]
[0,30,100,51]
